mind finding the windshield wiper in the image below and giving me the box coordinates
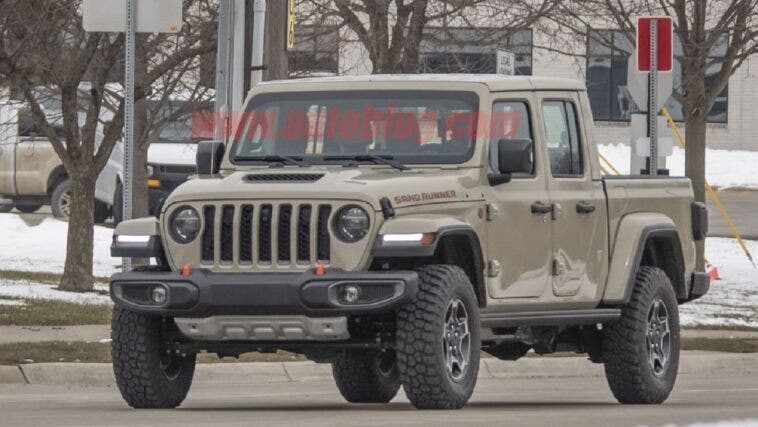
[235,155,310,167]
[324,154,409,171]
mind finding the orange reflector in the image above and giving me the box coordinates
[181,264,191,277]
[315,262,325,276]
[147,178,161,189]
[420,233,436,246]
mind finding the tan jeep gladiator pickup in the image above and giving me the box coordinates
[109,75,709,410]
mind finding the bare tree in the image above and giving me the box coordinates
[301,0,559,73]
[547,0,758,269]
[0,0,214,291]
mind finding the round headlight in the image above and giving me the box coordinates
[334,205,370,243]
[169,206,200,244]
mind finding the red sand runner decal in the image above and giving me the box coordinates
[394,190,457,205]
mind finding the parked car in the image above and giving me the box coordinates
[0,101,197,222]
[110,75,708,410]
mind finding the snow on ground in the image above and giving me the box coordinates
[0,280,110,305]
[0,298,26,307]
[680,237,758,329]
[662,420,758,427]
[0,213,120,277]
[598,144,758,189]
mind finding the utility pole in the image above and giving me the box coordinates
[263,0,289,81]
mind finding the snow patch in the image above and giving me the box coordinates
[680,238,758,329]
[0,280,111,305]
[0,298,26,307]
[0,213,120,277]
[661,420,758,427]
[599,144,758,189]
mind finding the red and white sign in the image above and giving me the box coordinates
[636,16,673,72]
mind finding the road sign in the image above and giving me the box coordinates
[627,51,673,109]
[636,16,673,72]
[286,0,296,51]
[83,0,182,33]
[496,49,515,75]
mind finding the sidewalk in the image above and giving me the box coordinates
[3,324,755,344]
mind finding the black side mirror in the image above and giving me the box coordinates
[488,139,534,186]
[196,140,225,175]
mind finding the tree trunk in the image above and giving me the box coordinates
[685,109,708,272]
[264,0,289,80]
[59,171,96,291]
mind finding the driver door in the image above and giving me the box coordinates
[486,95,553,299]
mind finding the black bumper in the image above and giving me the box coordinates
[110,268,418,317]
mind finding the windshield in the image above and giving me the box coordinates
[230,91,479,166]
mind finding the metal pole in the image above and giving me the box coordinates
[648,19,658,175]
[251,0,266,87]
[122,0,136,272]
[214,0,233,141]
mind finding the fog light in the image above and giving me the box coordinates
[343,285,360,303]
[151,286,167,304]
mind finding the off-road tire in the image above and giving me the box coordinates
[602,266,680,404]
[111,305,196,409]
[50,179,71,219]
[331,350,401,403]
[396,264,481,410]
[14,202,42,213]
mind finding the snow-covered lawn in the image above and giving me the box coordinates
[0,280,111,305]
[599,144,758,189]
[680,237,758,329]
[0,213,120,277]
[0,212,756,327]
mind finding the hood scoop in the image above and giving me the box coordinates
[243,173,325,183]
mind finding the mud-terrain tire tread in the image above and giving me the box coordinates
[111,305,196,408]
[602,266,680,404]
[396,264,480,410]
[331,351,401,403]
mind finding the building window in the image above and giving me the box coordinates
[288,25,339,77]
[420,28,532,75]
[586,30,728,123]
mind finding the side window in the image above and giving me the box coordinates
[542,100,583,177]
[489,101,533,176]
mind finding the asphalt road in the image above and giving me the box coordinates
[707,190,758,239]
[1,371,757,427]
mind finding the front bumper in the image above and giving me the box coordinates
[110,268,418,318]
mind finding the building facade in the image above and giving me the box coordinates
[288,18,758,151]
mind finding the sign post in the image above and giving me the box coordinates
[83,0,183,272]
[122,0,137,272]
[636,16,673,175]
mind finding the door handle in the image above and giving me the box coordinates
[576,201,596,214]
[531,201,553,215]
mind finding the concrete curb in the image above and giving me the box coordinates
[4,352,756,387]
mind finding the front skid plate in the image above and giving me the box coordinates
[174,315,349,341]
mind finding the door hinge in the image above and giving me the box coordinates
[487,260,501,278]
[486,203,498,221]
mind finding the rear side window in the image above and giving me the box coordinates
[542,100,583,177]
[489,101,533,176]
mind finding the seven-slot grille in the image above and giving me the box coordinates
[200,202,332,267]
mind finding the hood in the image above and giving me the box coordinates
[164,166,485,211]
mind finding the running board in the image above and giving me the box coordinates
[480,309,622,328]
